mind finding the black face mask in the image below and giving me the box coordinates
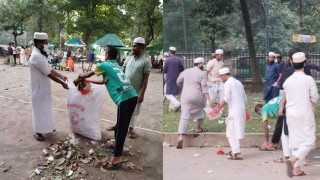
[200,66,204,70]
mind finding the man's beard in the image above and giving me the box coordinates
[200,66,204,70]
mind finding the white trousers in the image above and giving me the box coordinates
[228,136,241,154]
[281,122,291,157]
[178,118,204,134]
[165,94,180,109]
[292,145,313,168]
[208,81,224,104]
[129,103,141,128]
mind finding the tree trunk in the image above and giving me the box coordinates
[211,37,215,52]
[37,0,43,32]
[84,31,91,53]
[240,0,263,92]
[181,0,188,51]
[58,23,63,50]
[13,34,18,46]
[299,0,304,33]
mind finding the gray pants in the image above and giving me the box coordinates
[9,55,14,66]
[178,118,204,134]
[129,103,141,128]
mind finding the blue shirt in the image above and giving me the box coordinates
[88,51,95,62]
[265,62,280,86]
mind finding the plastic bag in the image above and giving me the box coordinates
[204,104,223,120]
[66,80,105,140]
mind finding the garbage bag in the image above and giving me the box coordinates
[67,80,105,140]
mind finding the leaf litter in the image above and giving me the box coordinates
[30,135,142,179]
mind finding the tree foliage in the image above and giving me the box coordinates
[191,0,234,51]
[0,0,163,49]
[0,0,33,44]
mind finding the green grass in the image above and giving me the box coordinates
[163,92,320,134]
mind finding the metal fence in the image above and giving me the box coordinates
[174,51,320,82]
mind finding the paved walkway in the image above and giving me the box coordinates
[164,147,320,180]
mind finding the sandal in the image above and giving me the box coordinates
[176,139,183,149]
[227,151,243,160]
[195,128,206,133]
[33,133,44,141]
[273,157,286,163]
[128,131,136,139]
[286,160,294,178]
[106,161,123,170]
[294,171,307,176]
[259,145,275,151]
[107,125,116,131]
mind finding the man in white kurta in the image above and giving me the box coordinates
[176,57,211,149]
[215,68,247,159]
[278,52,319,177]
[206,49,224,104]
[29,32,68,141]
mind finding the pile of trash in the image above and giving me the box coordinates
[28,135,143,179]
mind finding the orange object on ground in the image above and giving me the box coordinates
[67,57,75,71]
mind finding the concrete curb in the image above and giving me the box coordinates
[163,133,320,148]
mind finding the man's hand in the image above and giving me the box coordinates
[214,105,221,112]
[278,108,283,116]
[137,95,144,103]
[62,82,69,89]
[79,73,86,78]
[61,75,67,81]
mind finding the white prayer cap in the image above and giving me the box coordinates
[268,52,276,57]
[164,52,169,57]
[218,68,230,75]
[292,52,306,63]
[34,32,48,40]
[169,46,176,51]
[194,57,204,64]
[215,49,224,54]
[133,37,145,44]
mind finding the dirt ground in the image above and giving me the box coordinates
[0,61,163,180]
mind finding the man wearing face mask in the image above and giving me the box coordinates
[176,57,211,149]
[29,32,69,141]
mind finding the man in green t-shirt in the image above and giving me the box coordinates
[108,37,151,138]
[255,96,284,150]
[80,47,137,170]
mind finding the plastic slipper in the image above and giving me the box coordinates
[176,139,183,149]
[106,161,123,170]
[33,133,44,141]
[286,160,294,178]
